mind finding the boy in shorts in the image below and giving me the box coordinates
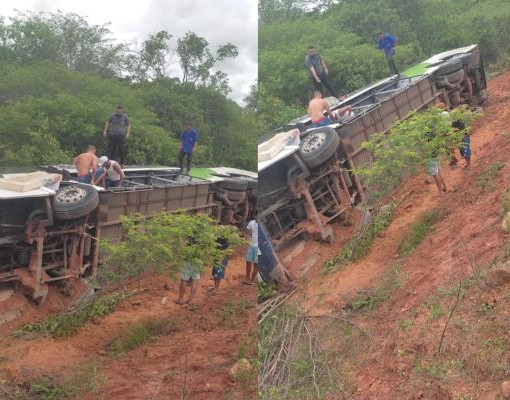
[209,237,229,294]
[243,219,259,285]
[175,261,200,305]
[453,120,471,171]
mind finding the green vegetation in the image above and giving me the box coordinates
[259,0,510,128]
[359,106,480,200]
[2,361,106,399]
[0,11,259,170]
[323,202,397,272]
[99,212,245,285]
[476,161,505,192]
[217,299,255,329]
[399,210,440,255]
[258,281,279,301]
[107,317,177,356]
[352,265,404,311]
[17,291,128,338]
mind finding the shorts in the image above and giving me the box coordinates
[312,117,334,128]
[212,256,228,280]
[426,159,440,176]
[246,245,258,264]
[105,179,121,188]
[460,146,471,159]
[181,261,200,281]
[76,167,104,184]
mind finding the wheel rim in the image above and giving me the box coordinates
[56,186,87,203]
[301,132,326,154]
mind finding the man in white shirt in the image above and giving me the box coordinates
[243,219,258,285]
[97,156,125,188]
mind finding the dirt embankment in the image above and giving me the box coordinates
[282,70,510,398]
[0,250,257,399]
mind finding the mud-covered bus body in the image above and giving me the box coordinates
[258,45,487,273]
[0,166,257,303]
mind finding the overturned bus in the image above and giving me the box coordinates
[258,44,487,263]
[0,166,257,303]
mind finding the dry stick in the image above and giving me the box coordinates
[180,352,188,400]
[0,385,15,400]
[304,319,321,400]
[303,314,370,336]
[458,231,484,296]
[438,279,462,355]
[258,290,296,325]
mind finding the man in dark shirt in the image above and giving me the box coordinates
[304,46,337,98]
[103,105,131,167]
[378,32,399,76]
[179,122,199,174]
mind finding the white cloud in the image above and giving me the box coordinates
[0,0,257,105]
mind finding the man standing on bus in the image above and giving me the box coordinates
[378,32,399,76]
[179,122,199,175]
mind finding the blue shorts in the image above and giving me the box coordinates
[181,261,200,281]
[246,245,258,264]
[460,146,471,159]
[312,117,334,128]
[105,179,121,188]
[212,256,228,280]
[76,167,104,184]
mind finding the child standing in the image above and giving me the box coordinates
[209,237,229,294]
[453,120,471,171]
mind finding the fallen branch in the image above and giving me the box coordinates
[437,279,462,355]
[303,314,370,336]
[258,289,296,325]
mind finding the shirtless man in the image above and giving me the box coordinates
[307,91,336,128]
[73,145,103,185]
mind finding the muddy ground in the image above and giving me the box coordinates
[276,70,510,399]
[0,249,257,399]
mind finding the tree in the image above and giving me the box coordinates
[176,31,238,93]
[130,30,173,82]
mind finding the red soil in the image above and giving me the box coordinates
[282,70,510,398]
[0,249,257,399]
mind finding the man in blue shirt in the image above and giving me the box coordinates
[378,32,399,76]
[179,122,199,174]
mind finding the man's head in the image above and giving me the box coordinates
[184,121,193,130]
[87,145,96,154]
[308,46,317,57]
[98,156,109,167]
[313,91,323,99]
[115,105,124,115]
[378,32,383,39]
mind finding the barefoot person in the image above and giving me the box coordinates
[307,91,336,128]
[243,219,258,285]
[73,145,103,185]
[175,260,200,306]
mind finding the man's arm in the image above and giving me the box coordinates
[103,121,109,138]
[323,100,335,121]
[114,163,125,184]
[310,65,320,81]
[91,158,98,185]
[321,59,328,75]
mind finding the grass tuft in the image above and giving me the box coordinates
[16,291,128,338]
[323,202,397,272]
[399,210,439,255]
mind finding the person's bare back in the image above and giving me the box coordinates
[307,92,335,122]
[74,146,98,177]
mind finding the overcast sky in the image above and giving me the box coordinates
[0,0,257,105]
